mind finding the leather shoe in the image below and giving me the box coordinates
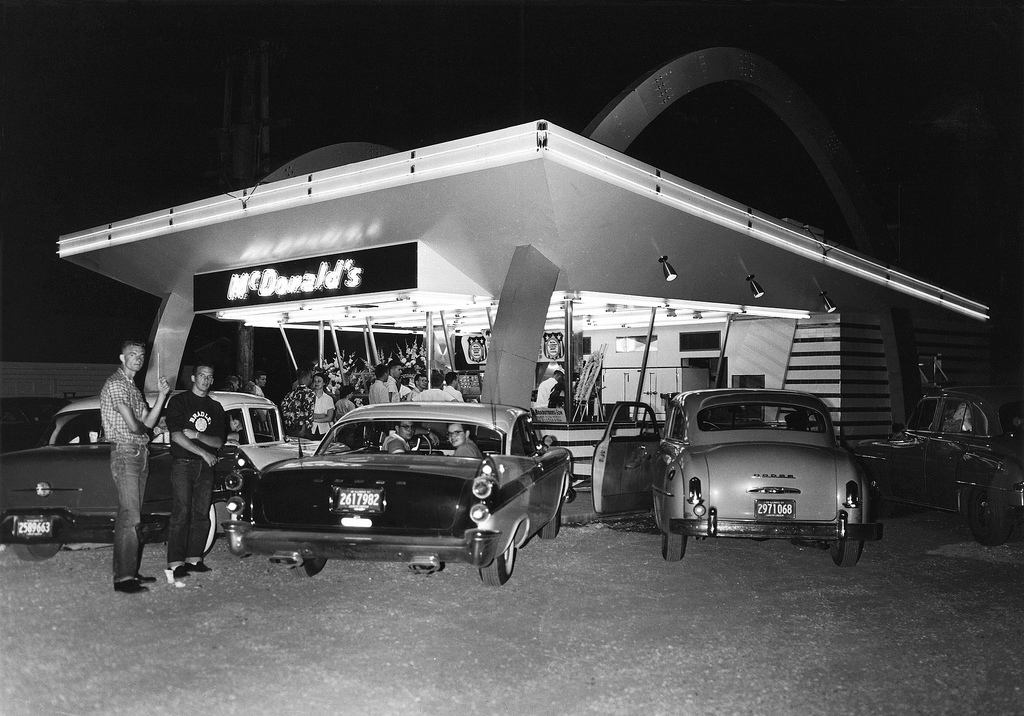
[135,574,157,584]
[114,579,149,594]
[184,562,212,573]
[171,566,190,579]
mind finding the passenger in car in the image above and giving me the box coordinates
[448,423,483,458]
[383,421,439,453]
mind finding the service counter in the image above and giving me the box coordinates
[533,420,605,479]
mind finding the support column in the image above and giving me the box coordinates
[145,293,194,392]
[482,245,560,407]
[879,307,920,426]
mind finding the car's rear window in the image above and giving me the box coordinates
[997,399,1023,437]
[696,402,827,433]
[318,419,504,456]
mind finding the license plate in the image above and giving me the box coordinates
[755,499,795,518]
[331,486,384,514]
[15,516,53,538]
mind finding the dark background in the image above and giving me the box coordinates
[2,1,1021,399]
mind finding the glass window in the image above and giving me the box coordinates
[225,409,247,444]
[939,400,974,434]
[998,399,1023,437]
[668,405,686,441]
[609,404,660,441]
[615,336,657,353]
[51,411,104,445]
[696,402,827,433]
[249,407,281,443]
[908,398,939,431]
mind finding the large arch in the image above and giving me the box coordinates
[584,47,893,261]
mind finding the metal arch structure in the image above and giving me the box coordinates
[584,47,894,262]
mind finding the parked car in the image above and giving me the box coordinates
[854,386,1024,545]
[0,396,71,454]
[591,391,883,567]
[221,402,573,586]
[0,391,301,562]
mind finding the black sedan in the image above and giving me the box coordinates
[854,386,1023,545]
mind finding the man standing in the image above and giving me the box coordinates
[165,364,225,578]
[251,370,267,398]
[534,369,564,409]
[412,372,455,402]
[368,364,390,404]
[443,371,465,402]
[280,368,316,437]
[99,339,171,594]
[386,359,403,402]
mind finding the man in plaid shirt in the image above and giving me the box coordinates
[99,339,171,594]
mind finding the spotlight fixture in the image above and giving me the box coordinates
[692,311,703,320]
[659,256,678,282]
[746,274,765,298]
[820,291,837,313]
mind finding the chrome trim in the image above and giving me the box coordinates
[747,486,801,494]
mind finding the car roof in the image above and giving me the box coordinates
[55,390,278,414]
[673,388,827,409]
[340,402,526,432]
[927,386,1023,406]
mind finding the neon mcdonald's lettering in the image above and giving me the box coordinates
[226,259,363,301]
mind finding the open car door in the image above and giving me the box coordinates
[591,401,659,514]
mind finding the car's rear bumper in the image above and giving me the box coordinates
[222,520,503,567]
[0,510,168,545]
[668,509,883,541]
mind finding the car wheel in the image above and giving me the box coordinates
[291,557,327,578]
[829,539,863,567]
[539,501,562,539]
[661,532,687,562]
[11,543,62,561]
[201,504,218,557]
[966,487,1013,546]
[479,540,517,587]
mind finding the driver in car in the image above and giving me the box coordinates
[383,421,439,453]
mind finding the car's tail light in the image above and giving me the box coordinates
[843,480,861,509]
[224,472,244,491]
[226,496,246,515]
[472,460,498,499]
[688,477,707,516]
[469,503,491,523]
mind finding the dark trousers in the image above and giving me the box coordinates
[167,458,214,566]
[110,443,149,582]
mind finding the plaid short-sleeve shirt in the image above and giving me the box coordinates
[100,367,150,445]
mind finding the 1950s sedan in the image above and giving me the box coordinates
[854,386,1023,545]
[0,391,299,561]
[221,402,573,586]
[591,390,883,567]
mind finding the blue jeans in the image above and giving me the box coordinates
[110,443,149,583]
[167,458,214,566]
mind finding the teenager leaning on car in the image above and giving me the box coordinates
[99,339,171,595]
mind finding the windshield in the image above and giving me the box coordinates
[318,418,504,456]
[697,402,828,433]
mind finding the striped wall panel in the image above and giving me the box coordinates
[783,316,893,444]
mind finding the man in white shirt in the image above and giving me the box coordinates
[385,360,403,402]
[443,371,464,402]
[534,369,564,408]
[413,373,455,402]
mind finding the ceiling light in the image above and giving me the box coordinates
[746,274,765,298]
[820,291,837,313]
[659,256,677,282]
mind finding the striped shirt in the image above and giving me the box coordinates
[99,368,150,445]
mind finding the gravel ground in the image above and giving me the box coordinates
[2,510,1023,716]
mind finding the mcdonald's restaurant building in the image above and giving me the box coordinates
[58,120,991,465]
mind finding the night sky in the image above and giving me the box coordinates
[2,2,1021,390]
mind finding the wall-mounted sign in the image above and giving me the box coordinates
[540,332,564,361]
[460,335,488,365]
[193,243,418,312]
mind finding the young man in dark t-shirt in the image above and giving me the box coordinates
[164,363,225,578]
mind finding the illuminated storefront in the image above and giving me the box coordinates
[58,120,989,441]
